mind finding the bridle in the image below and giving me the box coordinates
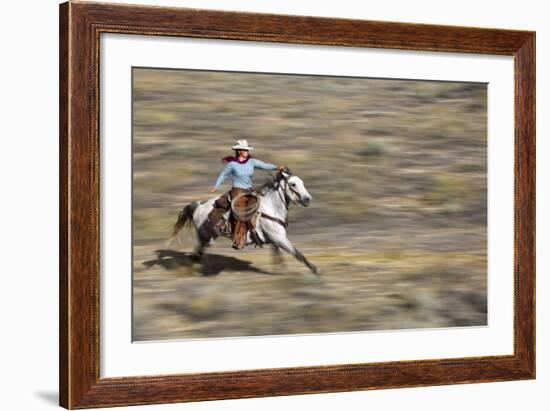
[275,173,303,209]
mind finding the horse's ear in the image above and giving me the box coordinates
[275,167,292,181]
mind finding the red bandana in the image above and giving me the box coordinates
[222,156,252,164]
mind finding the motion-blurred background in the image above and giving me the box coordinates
[132,67,487,341]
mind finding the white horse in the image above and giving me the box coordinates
[172,170,320,276]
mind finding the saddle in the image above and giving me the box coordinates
[210,189,263,248]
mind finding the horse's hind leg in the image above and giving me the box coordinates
[195,220,219,256]
[275,237,320,277]
[193,241,208,259]
[194,222,219,274]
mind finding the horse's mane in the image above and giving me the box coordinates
[257,169,292,195]
[257,177,279,195]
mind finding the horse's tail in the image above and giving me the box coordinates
[170,202,198,245]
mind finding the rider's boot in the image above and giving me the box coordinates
[232,221,247,249]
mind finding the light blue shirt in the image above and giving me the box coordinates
[214,158,277,189]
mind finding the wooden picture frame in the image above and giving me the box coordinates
[59,1,535,408]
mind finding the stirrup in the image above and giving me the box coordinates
[250,229,263,247]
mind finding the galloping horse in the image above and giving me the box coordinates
[172,170,320,276]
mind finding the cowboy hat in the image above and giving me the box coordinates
[232,139,254,151]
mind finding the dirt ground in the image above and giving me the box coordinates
[132,68,487,341]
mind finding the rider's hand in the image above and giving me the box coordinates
[209,187,217,193]
[277,165,284,171]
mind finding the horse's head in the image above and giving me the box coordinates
[277,169,312,207]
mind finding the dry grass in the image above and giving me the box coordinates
[132,68,487,341]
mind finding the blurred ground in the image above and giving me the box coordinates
[132,68,487,341]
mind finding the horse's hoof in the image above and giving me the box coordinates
[313,267,321,277]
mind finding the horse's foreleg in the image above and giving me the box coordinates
[294,248,321,277]
[271,245,285,267]
[275,237,320,277]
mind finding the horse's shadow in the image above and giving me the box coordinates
[143,249,274,276]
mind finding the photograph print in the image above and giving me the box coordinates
[132,67,487,341]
